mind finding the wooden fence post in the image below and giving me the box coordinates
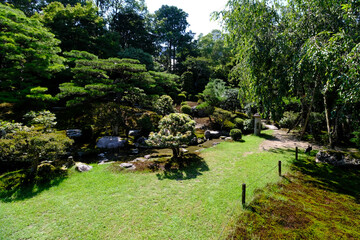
[242,183,246,206]
[278,161,282,176]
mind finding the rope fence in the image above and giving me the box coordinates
[217,147,299,240]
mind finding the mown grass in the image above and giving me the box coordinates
[0,130,295,239]
[229,150,360,239]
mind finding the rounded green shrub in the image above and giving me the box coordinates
[181,101,188,106]
[230,129,242,141]
[234,118,244,130]
[180,104,192,115]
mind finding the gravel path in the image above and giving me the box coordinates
[260,125,321,152]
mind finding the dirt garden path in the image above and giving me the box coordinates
[259,123,322,152]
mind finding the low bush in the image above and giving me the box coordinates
[181,105,192,115]
[230,129,242,141]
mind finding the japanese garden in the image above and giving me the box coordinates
[0,0,360,239]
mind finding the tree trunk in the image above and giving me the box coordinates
[323,93,334,148]
[300,83,317,139]
[172,147,179,159]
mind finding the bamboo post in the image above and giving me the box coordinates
[242,183,246,206]
[278,161,282,176]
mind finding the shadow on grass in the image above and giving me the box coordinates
[269,148,360,201]
[257,132,280,141]
[156,153,209,180]
[0,171,67,203]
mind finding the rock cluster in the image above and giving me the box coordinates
[316,150,360,166]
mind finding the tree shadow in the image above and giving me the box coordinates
[0,173,67,203]
[258,132,280,141]
[156,153,209,180]
[269,148,360,202]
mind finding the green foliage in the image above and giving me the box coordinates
[182,57,212,93]
[180,104,192,115]
[0,3,64,103]
[93,103,139,136]
[146,113,195,158]
[110,11,156,55]
[350,130,360,149]
[37,2,115,57]
[154,5,194,72]
[136,112,161,136]
[23,111,57,132]
[154,95,175,116]
[221,88,240,112]
[0,170,27,193]
[203,79,227,107]
[0,126,73,177]
[177,93,186,103]
[243,118,254,134]
[279,111,299,129]
[195,102,215,118]
[118,47,154,70]
[230,129,242,141]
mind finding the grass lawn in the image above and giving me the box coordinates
[0,130,295,239]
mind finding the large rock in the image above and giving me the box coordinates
[316,150,360,166]
[96,136,127,149]
[66,129,82,138]
[75,162,93,172]
[120,162,136,170]
[204,130,221,140]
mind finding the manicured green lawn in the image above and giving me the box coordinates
[0,130,294,239]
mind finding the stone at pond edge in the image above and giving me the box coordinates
[75,162,93,172]
[129,130,140,137]
[225,137,233,141]
[131,157,147,163]
[205,130,221,140]
[66,129,82,138]
[96,136,127,149]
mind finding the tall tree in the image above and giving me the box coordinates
[36,1,119,57]
[154,5,194,72]
[109,9,156,55]
[0,3,64,103]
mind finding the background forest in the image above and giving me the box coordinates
[1,0,360,175]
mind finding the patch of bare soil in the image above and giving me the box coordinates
[260,125,321,152]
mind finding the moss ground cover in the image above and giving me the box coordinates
[0,131,294,239]
[229,150,360,239]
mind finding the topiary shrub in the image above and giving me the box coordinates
[279,111,299,129]
[36,163,57,183]
[234,118,244,130]
[230,129,242,141]
[180,104,192,115]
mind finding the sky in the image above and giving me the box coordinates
[145,0,228,38]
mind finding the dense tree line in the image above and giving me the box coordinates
[217,0,360,147]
